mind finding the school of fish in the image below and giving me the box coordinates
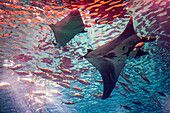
[0,0,169,113]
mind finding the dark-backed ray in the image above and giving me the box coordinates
[49,9,85,46]
[85,18,156,99]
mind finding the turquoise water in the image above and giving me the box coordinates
[0,0,169,113]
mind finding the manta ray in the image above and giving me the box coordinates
[84,18,156,99]
[49,9,85,46]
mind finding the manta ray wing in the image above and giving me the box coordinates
[49,9,85,46]
[86,57,119,99]
[85,18,156,99]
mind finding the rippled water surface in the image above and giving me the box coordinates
[0,0,169,113]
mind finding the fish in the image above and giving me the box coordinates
[15,71,30,75]
[17,77,35,85]
[138,74,150,83]
[150,94,162,108]
[120,104,132,110]
[77,78,90,85]
[122,86,130,93]
[93,94,103,99]
[132,101,143,105]
[84,17,156,99]
[94,79,103,84]
[36,65,53,73]
[118,81,128,87]
[127,86,136,93]
[140,87,150,93]
[0,82,10,87]
[41,75,53,80]
[58,82,71,89]
[115,85,119,89]
[83,0,130,24]
[62,80,71,84]
[61,68,72,75]
[33,96,45,105]
[9,64,23,70]
[92,91,105,99]
[61,100,75,105]
[120,74,132,84]
[51,73,63,79]
[52,78,63,82]
[118,90,127,98]
[156,91,166,97]
[49,9,85,46]
[70,92,84,99]
[31,91,46,96]
[32,71,47,76]
[36,107,47,112]
[72,87,83,92]
[64,75,77,80]
[49,90,62,95]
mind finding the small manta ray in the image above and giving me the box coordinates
[84,17,156,99]
[49,9,85,46]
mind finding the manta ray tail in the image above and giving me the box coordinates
[49,9,85,46]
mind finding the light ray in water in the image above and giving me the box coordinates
[0,61,77,112]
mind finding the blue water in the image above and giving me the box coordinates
[0,0,169,113]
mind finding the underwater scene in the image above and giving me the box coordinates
[0,0,169,113]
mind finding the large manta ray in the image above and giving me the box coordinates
[84,18,156,99]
